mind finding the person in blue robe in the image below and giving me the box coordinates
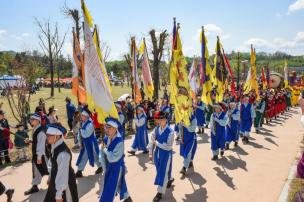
[210,103,229,161]
[160,99,171,124]
[239,95,255,144]
[179,113,197,176]
[128,105,149,155]
[148,111,174,202]
[225,102,240,150]
[194,95,206,134]
[115,101,126,140]
[100,117,133,202]
[75,110,104,178]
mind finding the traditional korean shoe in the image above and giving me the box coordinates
[24,185,39,195]
[211,155,218,161]
[75,171,83,178]
[189,161,194,168]
[220,151,224,156]
[123,196,133,202]
[180,167,187,175]
[127,151,136,156]
[6,189,14,202]
[246,137,250,144]
[153,192,163,202]
[225,143,230,150]
[167,178,175,188]
[95,167,103,174]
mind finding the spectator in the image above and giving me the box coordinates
[66,97,76,131]
[14,124,29,161]
[47,106,59,124]
[0,110,11,165]
[126,97,134,131]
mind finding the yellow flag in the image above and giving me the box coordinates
[82,0,118,122]
[243,45,259,100]
[170,22,192,126]
[200,28,213,105]
[93,26,112,92]
[284,60,289,88]
[213,36,225,102]
[81,0,93,28]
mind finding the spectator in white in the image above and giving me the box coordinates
[48,106,59,124]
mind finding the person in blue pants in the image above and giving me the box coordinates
[210,103,229,161]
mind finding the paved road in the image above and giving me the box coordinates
[0,108,303,202]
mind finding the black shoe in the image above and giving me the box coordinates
[242,137,246,144]
[142,150,149,154]
[24,185,39,195]
[198,129,201,134]
[127,151,136,156]
[175,137,180,141]
[240,133,244,138]
[167,178,175,188]
[211,155,218,161]
[234,141,238,147]
[220,151,224,157]
[95,167,103,175]
[202,128,205,134]
[180,167,186,175]
[246,137,250,144]
[225,143,230,150]
[6,189,14,202]
[123,196,133,202]
[189,161,194,168]
[153,193,163,202]
[256,130,260,134]
[75,171,83,178]
[205,125,209,129]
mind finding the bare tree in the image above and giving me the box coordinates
[149,29,168,99]
[62,4,81,40]
[5,56,44,126]
[101,42,111,62]
[35,18,67,97]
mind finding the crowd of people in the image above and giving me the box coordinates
[0,85,303,202]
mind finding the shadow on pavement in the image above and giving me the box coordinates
[77,173,102,199]
[216,156,247,171]
[182,171,208,202]
[213,167,236,190]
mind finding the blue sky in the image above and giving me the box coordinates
[0,0,304,60]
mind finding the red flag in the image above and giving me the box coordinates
[222,49,236,98]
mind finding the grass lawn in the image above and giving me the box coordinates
[0,85,133,128]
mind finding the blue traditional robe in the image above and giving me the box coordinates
[131,113,149,151]
[211,111,229,152]
[195,101,205,127]
[180,115,197,163]
[100,135,128,202]
[76,119,100,167]
[225,108,240,143]
[153,126,173,187]
[239,103,255,135]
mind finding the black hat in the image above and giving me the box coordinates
[0,110,5,115]
[16,123,24,128]
[154,111,168,120]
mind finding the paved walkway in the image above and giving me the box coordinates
[0,108,303,202]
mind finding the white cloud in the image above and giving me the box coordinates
[22,33,30,37]
[288,0,304,13]
[239,31,304,55]
[0,29,7,39]
[295,32,304,42]
[192,24,230,41]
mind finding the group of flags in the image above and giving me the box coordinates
[72,1,290,125]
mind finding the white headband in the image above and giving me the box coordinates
[46,127,63,136]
